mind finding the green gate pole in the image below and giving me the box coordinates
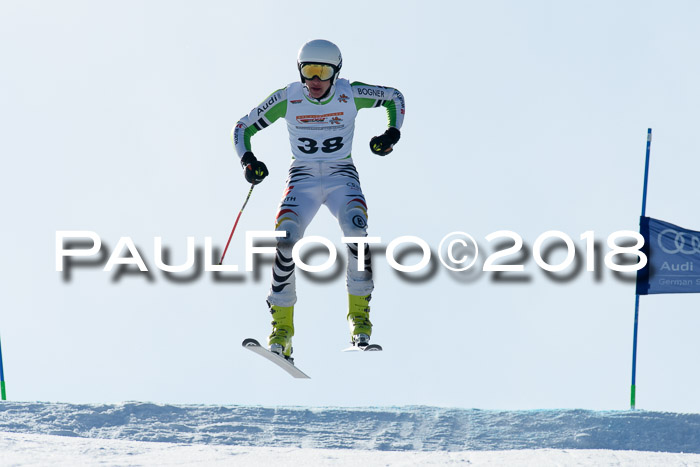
[0,335,6,400]
[631,128,652,409]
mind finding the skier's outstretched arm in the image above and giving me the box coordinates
[231,88,288,183]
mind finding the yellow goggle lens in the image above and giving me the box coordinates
[300,63,335,81]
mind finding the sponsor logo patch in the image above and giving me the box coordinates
[257,93,280,116]
[296,112,344,125]
[356,88,385,98]
[352,215,367,229]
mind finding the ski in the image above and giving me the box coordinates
[242,338,310,379]
[342,343,383,352]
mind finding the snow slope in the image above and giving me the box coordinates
[2,432,700,467]
[1,402,700,465]
[2,402,700,452]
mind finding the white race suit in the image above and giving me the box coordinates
[232,78,405,306]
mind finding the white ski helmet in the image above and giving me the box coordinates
[297,39,342,84]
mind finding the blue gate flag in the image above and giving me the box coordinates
[636,216,700,295]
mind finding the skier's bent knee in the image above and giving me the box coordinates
[341,208,368,237]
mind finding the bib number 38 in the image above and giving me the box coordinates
[297,137,344,154]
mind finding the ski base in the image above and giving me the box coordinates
[242,338,310,379]
[342,343,383,352]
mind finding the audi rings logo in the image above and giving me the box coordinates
[658,229,700,255]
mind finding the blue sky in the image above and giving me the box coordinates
[2,0,700,411]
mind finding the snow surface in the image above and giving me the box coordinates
[2,403,700,466]
[3,432,700,467]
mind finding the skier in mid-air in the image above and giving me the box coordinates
[232,39,405,360]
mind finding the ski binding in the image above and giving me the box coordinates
[342,343,383,352]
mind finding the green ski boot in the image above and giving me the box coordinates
[268,304,294,359]
[347,294,372,347]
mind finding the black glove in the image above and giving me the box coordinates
[241,151,269,185]
[369,127,401,156]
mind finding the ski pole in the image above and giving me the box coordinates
[219,183,255,265]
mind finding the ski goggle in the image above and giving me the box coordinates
[299,63,336,81]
